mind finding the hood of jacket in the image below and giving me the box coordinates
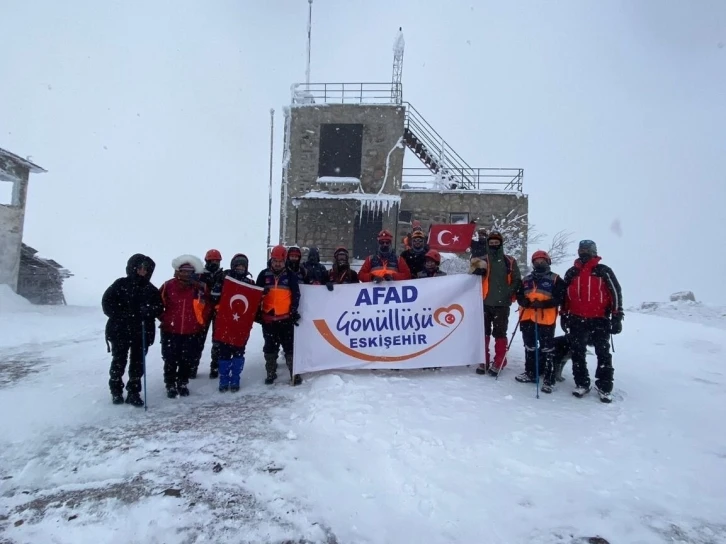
[126,254,156,283]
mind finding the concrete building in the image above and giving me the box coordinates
[277,81,528,264]
[0,147,47,292]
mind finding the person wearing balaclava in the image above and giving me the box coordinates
[286,246,307,284]
[400,228,430,278]
[102,254,164,407]
[326,247,359,290]
[358,230,412,282]
[302,247,328,285]
[193,249,226,379]
[561,240,623,403]
[514,250,566,392]
[471,231,522,375]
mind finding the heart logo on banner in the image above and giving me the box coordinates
[433,304,465,328]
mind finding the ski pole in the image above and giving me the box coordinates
[495,313,522,381]
[534,313,540,399]
[141,321,148,412]
[610,334,615,353]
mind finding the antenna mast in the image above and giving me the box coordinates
[391,27,405,103]
[306,0,313,87]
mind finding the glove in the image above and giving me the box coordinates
[560,313,570,333]
[326,282,334,292]
[383,274,394,281]
[530,301,546,309]
[518,299,531,309]
[610,313,623,335]
[263,286,270,295]
[291,311,301,326]
[373,276,384,284]
[472,268,486,276]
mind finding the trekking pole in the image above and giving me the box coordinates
[495,313,522,381]
[141,321,148,412]
[534,311,540,399]
[611,334,615,353]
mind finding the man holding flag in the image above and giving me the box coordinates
[211,254,263,392]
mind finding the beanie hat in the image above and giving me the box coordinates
[288,246,302,258]
[377,230,393,242]
[425,249,441,264]
[204,249,222,261]
[578,240,598,256]
[488,231,503,244]
[230,253,248,268]
[334,247,349,259]
[411,229,426,240]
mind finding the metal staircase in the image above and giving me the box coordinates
[403,102,523,192]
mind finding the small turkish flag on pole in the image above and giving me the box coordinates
[213,277,264,348]
[428,223,477,252]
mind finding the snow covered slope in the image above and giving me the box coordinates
[0,296,725,543]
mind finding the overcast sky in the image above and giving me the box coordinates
[2,0,725,306]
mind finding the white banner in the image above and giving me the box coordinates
[293,274,484,373]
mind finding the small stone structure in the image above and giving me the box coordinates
[0,147,47,291]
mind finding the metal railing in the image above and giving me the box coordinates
[403,102,524,192]
[400,167,524,192]
[291,82,403,105]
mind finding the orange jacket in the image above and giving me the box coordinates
[358,253,412,282]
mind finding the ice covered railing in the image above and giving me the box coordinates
[291,83,403,105]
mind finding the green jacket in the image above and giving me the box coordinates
[483,247,522,307]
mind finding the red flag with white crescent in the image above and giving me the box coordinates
[213,276,264,348]
[427,223,477,252]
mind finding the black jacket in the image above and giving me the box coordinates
[303,247,328,285]
[400,245,429,278]
[102,254,164,348]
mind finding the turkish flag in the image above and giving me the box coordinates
[427,223,477,252]
[213,277,264,348]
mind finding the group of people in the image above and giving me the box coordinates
[101,224,623,407]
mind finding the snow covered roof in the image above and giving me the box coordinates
[0,148,46,174]
[295,191,401,214]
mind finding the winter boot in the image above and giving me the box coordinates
[515,372,535,383]
[209,356,219,379]
[218,359,232,392]
[112,393,124,405]
[264,354,278,385]
[596,386,613,403]
[540,383,553,394]
[475,364,488,375]
[125,392,144,407]
[177,384,190,397]
[285,354,302,385]
[230,357,245,392]
[166,386,178,399]
[572,386,591,398]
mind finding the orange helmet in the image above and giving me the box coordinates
[377,230,394,242]
[205,249,222,261]
[270,245,287,261]
[425,249,441,264]
[531,250,551,264]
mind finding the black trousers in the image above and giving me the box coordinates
[484,305,510,338]
[262,320,294,375]
[567,316,613,392]
[194,318,220,371]
[161,331,199,388]
[109,337,147,395]
[520,321,555,385]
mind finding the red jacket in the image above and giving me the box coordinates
[159,279,209,335]
[358,253,412,282]
[563,257,621,319]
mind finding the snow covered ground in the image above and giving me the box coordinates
[1,289,725,544]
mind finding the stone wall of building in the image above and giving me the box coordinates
[280,104,405,249]
[0,165,29,291]
[399,190,529,261]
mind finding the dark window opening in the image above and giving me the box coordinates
[398,210,413,223]
[318,124,364,178]
[353,210,383,260]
